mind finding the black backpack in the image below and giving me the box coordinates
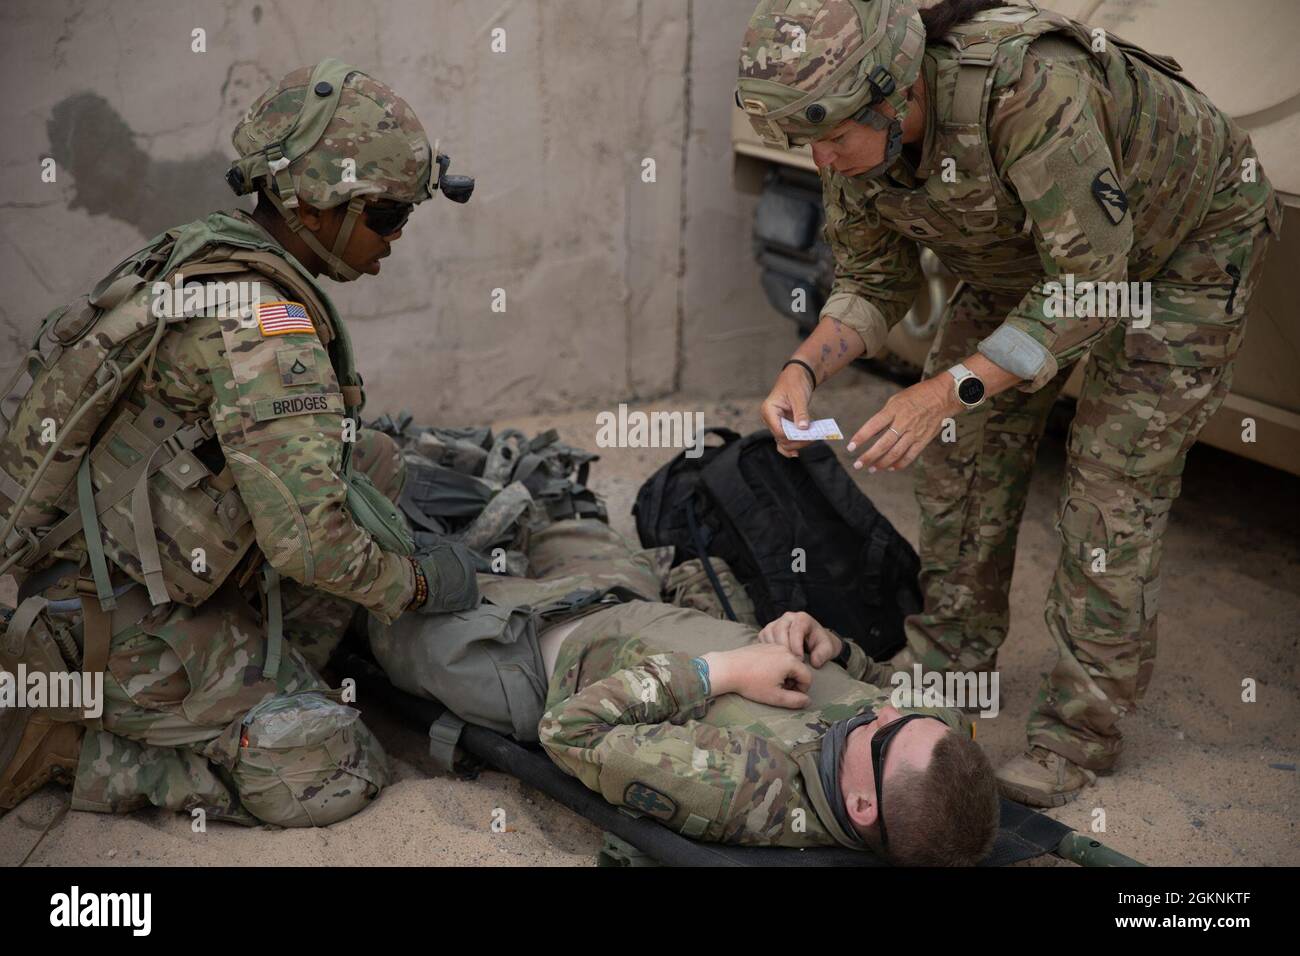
[632,429,922,660]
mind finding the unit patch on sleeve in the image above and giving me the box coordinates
[257,301,315,336]
[623,782,677,822]
[1090,169,1129,225]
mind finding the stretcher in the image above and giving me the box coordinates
[342,652,1142,867]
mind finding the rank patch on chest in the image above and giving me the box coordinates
[276,346,321,386]
[1090,169,1129,225]
[257,301,314,336]
[623,782,677,822]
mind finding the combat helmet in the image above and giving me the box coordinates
[737,0,925,175]
[226,58,474,281]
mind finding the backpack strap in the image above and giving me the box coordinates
[0,469,26,511]
[699,435,807,614]
[87,273,146,312]
[950,40,999,127]
[685,497,737,622]
[75,584,112,679]
[75,455,117,612]
[3,595,49,653]
[129,442,172,606]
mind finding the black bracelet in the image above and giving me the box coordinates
[782,359,818,390]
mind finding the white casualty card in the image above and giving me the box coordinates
[780,417,843,441]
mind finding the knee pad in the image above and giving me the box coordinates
[229,692,389,828]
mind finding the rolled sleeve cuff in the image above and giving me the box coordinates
[820,291,889,358]
[977,323,1059,393]
[652,653,712,719]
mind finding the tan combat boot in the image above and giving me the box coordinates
[996,746,1097,808]
[0,713,84,810]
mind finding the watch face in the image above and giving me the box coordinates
[958,375,985,406]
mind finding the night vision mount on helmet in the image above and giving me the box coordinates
[225,57,475,281]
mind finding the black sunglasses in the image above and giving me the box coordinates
[869,712,948,851]
[363,200,414,236]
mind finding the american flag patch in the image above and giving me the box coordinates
[257,301,315,337]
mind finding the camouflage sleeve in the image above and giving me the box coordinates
[906,704,970,736]
[539,651,806,844]
[841,639,890,684]
[194,279,414,622]
[824,631,872,681]
[820,168,922,357]
[985,48,1134,391]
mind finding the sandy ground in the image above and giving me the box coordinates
[3,371,1298,867]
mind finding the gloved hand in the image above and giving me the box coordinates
[412,542,480,613]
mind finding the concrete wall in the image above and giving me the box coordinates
[0,0,791,423]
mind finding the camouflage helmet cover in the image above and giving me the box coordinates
[229,58,437,208]
[737,0,925,149]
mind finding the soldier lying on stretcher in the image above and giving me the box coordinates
[369,517,1000,866]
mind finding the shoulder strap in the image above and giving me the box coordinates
[939,5,1102,127]
[684,497,737,622]
[950,42,998,126]
[699,436,808,614]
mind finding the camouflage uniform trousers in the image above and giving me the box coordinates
[904,197,1274,771]
[73,427,405,826]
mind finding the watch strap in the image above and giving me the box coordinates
[831,637,853,669]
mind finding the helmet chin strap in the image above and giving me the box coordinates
[855,107,905,179]
[266,190,366,281]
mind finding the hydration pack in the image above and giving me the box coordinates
[633,429,921,659]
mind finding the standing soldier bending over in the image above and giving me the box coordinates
[743,0,1281,805]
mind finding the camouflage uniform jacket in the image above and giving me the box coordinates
[107,210,414,621]
[539,601,963,848]
[819,6,1283,390]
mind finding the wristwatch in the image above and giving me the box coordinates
[831,635,853,669]
[948,363,986,408]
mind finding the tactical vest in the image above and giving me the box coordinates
[844,4,1224,290]
[0,211,408,619]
